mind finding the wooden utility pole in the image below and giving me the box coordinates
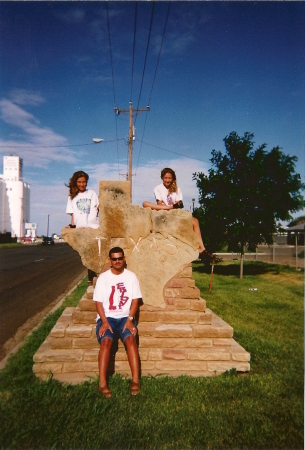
[114,102,149,200]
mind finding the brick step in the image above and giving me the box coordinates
[48,308,230,348]
[35,338,249,359]
[33,338,250,382]
[85,285,94,299]
[115,358,250,377]
[78,294,207,314]
[73,300,209,325]
[48,334,237,352]
[115,342,250,362]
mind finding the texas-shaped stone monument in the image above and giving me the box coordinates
[62,180,199,308]
[33,180,250,383]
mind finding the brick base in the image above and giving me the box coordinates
[33,264,250,383]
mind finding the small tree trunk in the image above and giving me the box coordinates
[240,253,244,279]
[240,244,245,279]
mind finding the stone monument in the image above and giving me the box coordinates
[33,180,250,383]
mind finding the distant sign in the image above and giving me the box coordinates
[25,223,37,230]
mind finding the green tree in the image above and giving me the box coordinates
[193,131,305,278]
[288,215,305,227]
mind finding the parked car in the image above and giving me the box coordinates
[42,236,55,245]
[21,237,36,243]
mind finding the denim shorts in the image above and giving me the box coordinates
[96,317,137,345]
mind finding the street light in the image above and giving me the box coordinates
[192,198,195,212]
[93,138,104,144]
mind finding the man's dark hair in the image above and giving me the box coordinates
[109,247,124,258]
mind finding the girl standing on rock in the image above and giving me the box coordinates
[66,170,99,229]
[66,170,99,283]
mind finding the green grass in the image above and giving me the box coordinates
[0,263,303,449]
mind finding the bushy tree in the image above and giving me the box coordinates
[288,215,305,227]
[193,132,305,277]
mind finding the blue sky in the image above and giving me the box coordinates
[0,1,304,235]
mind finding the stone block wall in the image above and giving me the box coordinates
[33,264,250,384]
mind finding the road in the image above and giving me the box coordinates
[0,242,86,360]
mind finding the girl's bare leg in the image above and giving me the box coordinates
[142,201,172,211]
[192,217,205,253]
[143,202,207,255]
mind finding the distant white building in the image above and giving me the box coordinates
[0,155,31,238]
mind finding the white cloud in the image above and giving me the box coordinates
[0,93,77,167]
[8,89,45,106]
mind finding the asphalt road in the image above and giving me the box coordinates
[0,242,86,360]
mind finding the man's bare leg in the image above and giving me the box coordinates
[125,335,141,395]
[98,338,112,397]
[125,336,140,382]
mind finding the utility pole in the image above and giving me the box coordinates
[47,214,50,237]
[114,102,149,200]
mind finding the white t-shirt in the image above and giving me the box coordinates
[66,189,99,229]
[93,268,142,319]
[154,183,183,206]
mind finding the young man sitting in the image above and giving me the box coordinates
[93,246,142,397]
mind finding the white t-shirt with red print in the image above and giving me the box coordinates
[93,269,142,320]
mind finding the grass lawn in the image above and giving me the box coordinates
[0,262,303,449]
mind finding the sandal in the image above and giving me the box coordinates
[130,381,141,396]
[98,385,112,398]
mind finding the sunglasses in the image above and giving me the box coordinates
[110,256,124,261]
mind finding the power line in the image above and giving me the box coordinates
[147,1,171,106]
[106,2,122,175]
[1,137,209,163]
[135,1,155,117]
[138,140,210,163]
[106,2,116,107]
[1,139,209,165]
[130,1,138,102]
[135,2,171,176]
[1,138,126,149]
